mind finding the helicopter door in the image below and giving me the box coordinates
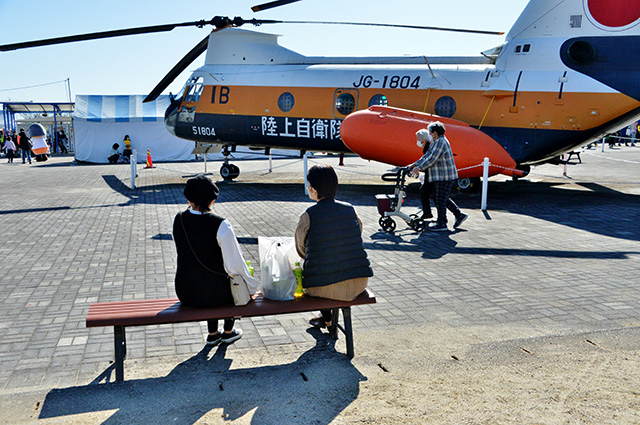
[333,88,359,119]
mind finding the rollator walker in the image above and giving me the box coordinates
[375,167,426,233]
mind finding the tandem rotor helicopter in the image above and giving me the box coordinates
[3,0,640,186]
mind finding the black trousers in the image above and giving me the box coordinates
[207,319,235,333]
[433,180,462,225]
[420,175,461,221]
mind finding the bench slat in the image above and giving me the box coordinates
[86,289,376,328]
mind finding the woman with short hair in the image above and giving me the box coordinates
[173,175,257,345]
[295,164,373,329]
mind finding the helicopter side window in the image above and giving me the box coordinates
[369,94,388,107]
[184,77,204,102]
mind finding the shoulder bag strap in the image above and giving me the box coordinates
[179,212,228,277]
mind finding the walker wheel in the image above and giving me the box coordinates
[410,219,426,232]
[380,217,396,233]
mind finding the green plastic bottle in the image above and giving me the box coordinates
[246,260,254,277]
[293,261,304,299]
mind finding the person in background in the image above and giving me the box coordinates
[122,135,132,163]
[18,128,32,164]
[108,143,120,164]
[408,122,468,231]
[57,129,69,154]
[295,164,373,330]
[5,136,16,163]
[172,175,257,345]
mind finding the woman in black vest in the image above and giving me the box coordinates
[295,164,373,329]
[173,175,258,346]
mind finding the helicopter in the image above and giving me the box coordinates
[2,0,639,186]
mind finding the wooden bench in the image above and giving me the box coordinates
[86,289,376,381]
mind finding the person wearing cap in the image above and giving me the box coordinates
[172,175,258,346]
[408,122,468,231]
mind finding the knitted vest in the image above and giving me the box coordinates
[303,199,373,288]
[172,210,232,307]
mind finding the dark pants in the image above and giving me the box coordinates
[21,149,31,163]
[421,176,461,221]
[434,180,461,225]
[207,318,234,334]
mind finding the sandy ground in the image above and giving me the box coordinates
[3,323,639,424]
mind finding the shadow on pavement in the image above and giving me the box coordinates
[39,329,366,425]
[366,229,639,260]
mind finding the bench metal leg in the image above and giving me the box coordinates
[342,307,354,359]
[114,325,126,382]
[329,309,339,339]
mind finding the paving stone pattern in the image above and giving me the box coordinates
[0,148,638,390]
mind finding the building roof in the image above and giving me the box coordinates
[2,102,75,114]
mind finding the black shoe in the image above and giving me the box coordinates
[309,316,327,328]
[453,213,469,229]
[420,211,433,220]
[206,332,222,346]
[221,329,243,344]
[428,223,449,232]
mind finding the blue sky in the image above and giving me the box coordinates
[0,0,528,103]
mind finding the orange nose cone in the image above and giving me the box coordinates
[341,106,518,177]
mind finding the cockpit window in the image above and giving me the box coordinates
[184,77,204,102]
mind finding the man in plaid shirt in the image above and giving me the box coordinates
[409,122,468,231]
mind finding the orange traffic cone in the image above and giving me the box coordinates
[145,149,155,168]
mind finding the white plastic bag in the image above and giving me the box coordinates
[258,236,301,301]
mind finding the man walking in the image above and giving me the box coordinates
[18,128,32,164]
[408,122,468,231]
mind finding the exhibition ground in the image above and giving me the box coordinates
[0,146,639,424]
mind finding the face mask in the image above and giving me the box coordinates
[416,139,424,147]
[427,133,434,143]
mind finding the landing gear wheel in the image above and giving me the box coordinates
[379,217,396,233]
[229,164,240,177]
[220,164,240,180]
[456,177,480,193]
[410,218,426,232]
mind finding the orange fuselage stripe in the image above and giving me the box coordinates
[186,85,640,131]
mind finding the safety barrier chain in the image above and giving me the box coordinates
[486,162,640,185]
[455,164,484,172]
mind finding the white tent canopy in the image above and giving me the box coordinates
[73,95,194,163]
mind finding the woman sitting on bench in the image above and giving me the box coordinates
[295,164,374,329]
[172,175,258,346]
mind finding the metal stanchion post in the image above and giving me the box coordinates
[303,152,309,196]
[130,150,137,189]
[563,153,568,176]
[269,152,273,173]
[481,157,489,211]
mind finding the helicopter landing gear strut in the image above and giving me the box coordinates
[220,145,240,180]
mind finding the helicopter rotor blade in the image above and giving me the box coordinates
[267,20,504,36]
[0,15,502,53]
[143,34,211,103]
[251,0,303,12]
[0,20,214,52]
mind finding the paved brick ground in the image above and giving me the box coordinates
[0,147,638,393]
